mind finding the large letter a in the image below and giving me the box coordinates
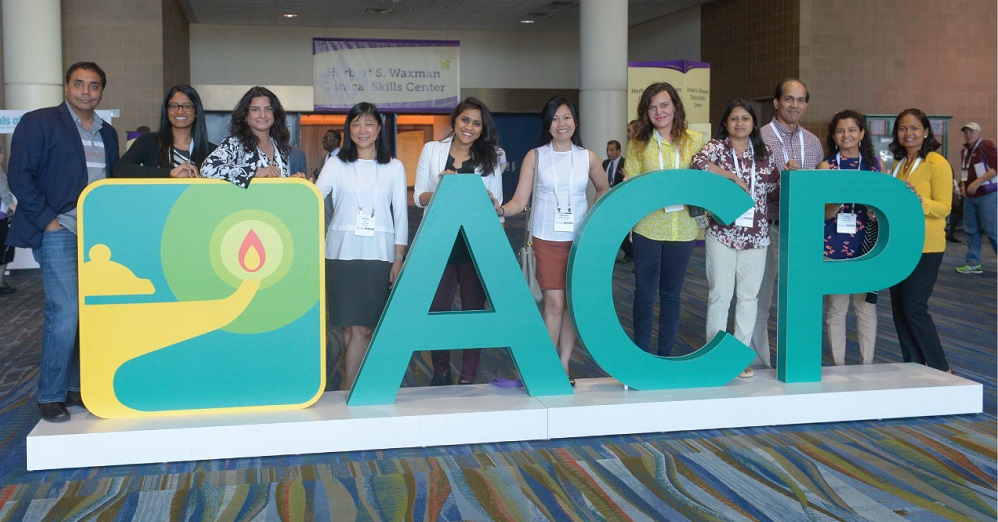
[347,175,573,406]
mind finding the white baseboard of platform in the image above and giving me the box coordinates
[26,363,983,471]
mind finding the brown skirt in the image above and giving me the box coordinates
[532,237,572,290]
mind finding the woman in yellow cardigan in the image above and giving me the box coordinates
[887,108,953,372]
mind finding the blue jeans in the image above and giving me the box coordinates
[631,233,695,356]
[32,228,81,404]
[963,190,997,266]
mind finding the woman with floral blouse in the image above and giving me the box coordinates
[201,86,305,187]
[691,100,779,378]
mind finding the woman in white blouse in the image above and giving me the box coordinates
[202,86,305,187]
[414,97,503,386]
[314,102,408,390]
[498,96,609,384]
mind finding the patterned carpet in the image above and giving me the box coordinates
[0,210,994,521]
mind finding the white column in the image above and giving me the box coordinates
[3,0,62,270]
[579,0,628,191]
[3,0,63,110]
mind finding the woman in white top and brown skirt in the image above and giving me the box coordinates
[498,96,609,385]
[315,102,408,390]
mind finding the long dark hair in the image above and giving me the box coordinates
[825,109,877,170]
[449,97,500,176]
[338,102,392,165]
[229,86,290,158]
[634,82,689,148]
[889,108,941,160]
[157,84,210,167]
[539,96,583,148]
[715,99,769,162]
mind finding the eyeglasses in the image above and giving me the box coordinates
[168,103,195,112]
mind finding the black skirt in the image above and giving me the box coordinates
[325,258,392,328]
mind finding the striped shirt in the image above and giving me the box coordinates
[56,101,107,234]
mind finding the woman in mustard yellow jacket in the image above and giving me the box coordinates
[887,108,953,372]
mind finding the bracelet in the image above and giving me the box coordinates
[498,206,505,217]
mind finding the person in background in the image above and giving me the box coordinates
[114,84,216,178]
[498,96,609,385]
[288,146,307,180]
[6,62,119,422]
[691,100,778,378]
[816,109,885,366]
[0,149,15,295]
[622,82,706,357]
[754,78,824,369]
[954,122,997,274]
[603,140,624,187]
[201,86,305,187]
[314,102,408,390]
[888,108,953,372]
[414,97,503,386]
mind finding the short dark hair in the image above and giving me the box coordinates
[324,129,341,148]
[889,108,942,160]
[607,140,621,149]
[65,62,107,89]
[774,78,809,103]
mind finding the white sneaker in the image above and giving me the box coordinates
[738,367,755,378]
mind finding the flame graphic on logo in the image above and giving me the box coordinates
[238,229,266,273]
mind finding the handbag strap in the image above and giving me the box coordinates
[523,147,541,247]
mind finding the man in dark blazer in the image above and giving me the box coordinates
[602,140,632,260]
[7,62,119,422]
[602,140,624,187]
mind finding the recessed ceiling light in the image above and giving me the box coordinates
[520,20,535,24]
[282,13,298,18]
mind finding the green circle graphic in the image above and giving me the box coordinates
[161,184,320,334]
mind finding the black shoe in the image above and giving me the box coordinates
[430,371,452,386]
[66,391,85,408]
[0,283,15,295]
[568,374,576,387]
[38,402,70,422]
[947,236,961,243]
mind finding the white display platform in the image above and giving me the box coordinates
[27,363,983,470]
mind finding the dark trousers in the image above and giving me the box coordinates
[889,252,949,371]
[947,193,963,239]
[620,234,633,258]
[631,233,696,356]
[430,261,486,380]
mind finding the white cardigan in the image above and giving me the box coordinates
[413,136,504,215]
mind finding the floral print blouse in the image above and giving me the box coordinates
[201,135,289,188]
[691,137,779,249]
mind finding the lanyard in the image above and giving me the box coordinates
[731,143,757,196]
[962,139,982,170]
[835,152,862,171]
[548,144,575,212]
[769,122,805,167]
[892,156,921,179]
[655,132,681,170]
[351,161,380,217]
